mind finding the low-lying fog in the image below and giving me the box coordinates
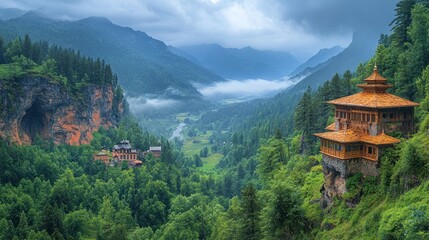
[127,78,295,114]
[197,78,294,101]
[127,97,179,113]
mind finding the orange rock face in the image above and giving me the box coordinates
[0,77,123,145]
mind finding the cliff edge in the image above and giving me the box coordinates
[0,76,123,145]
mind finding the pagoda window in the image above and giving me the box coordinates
[334,144,342,151]
[371,114,375,122]
[382,113,387,119]
[390,113,394,119]
[368,146,373,154]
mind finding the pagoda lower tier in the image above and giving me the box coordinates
[314,129,400,161]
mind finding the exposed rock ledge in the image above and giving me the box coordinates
[0,76,123,145]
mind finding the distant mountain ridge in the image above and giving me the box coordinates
[289,45,344,77]
[288,31,378,94]
[0,11,224,98]
[175,44,299,80]
[0,8,25,20]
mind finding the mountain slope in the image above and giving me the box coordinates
[289,31,378,94]
[0,12,224,98]
[176,44,299,80]
[289,45,344,76]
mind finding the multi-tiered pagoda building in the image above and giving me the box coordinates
[315,66,419,177]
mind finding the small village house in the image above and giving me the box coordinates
[94,140,142,167]
[144,146,162,158]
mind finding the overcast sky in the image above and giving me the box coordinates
[0,0,398,60]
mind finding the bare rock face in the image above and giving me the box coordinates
[320,164,347,208]
[0,77,123,145]
[320,155,379,207]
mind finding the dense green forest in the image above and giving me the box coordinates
[1,0,429,239]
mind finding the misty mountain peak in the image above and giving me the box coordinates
[78,16,113,25]
[0,8,26,20]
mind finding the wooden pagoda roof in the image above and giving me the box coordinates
[328,66,418,108]
[325,122,336,131]
[364,65,387,82]
[328,91,419,108]
[314,130,400,145]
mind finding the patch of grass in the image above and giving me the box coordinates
[202,153,223,171]
[182,130,223,171]
[176,112,200,122]
[182,131,212,156]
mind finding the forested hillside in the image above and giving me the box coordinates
[0,11,224,98]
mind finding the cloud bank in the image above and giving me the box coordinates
[198,78,294,100]
[127,96,179,114]
[0,0,398,59]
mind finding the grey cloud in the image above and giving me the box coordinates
[274,0,398,35]
[0,0,398,59]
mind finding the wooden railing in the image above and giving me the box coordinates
[321,147,345,159]
[345,150,362,158]
[362,152,377,161]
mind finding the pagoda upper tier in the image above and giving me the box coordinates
[328,66,419,109]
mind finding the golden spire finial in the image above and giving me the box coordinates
[374,63,378,72]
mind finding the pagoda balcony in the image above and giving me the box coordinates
[320,147,377,161]
[320,146,345,159]
[345,150,362,158]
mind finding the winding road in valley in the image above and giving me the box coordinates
[169,123,186,141]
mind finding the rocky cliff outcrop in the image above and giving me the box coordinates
[0,76,123,145]
[320,155,379,207]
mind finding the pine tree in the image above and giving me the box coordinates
[239,184,260,240]
[16,211,29,239]
[42,203,63,235]
[0,37,5,64]
[261,184,306,239]
[22,34,32,59]
[294,87,316,152]
[391,0,416,47]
